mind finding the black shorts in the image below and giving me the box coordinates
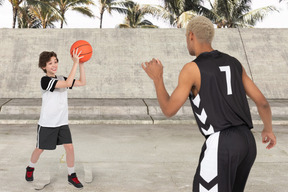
[36,125,73,150]
[193,125,257,192]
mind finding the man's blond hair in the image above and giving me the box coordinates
[186,16,214,44]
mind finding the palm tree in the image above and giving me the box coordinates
[118,2,161,28]
[17,2,42,28]
[98,0,130,28]
[54,0,94,28]
[28,1,61,28]
[8,0,59,28]
[162,0,204,27]
[8,0,24,28]
[204,0,278,28]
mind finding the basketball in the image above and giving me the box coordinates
[70,40,93,63]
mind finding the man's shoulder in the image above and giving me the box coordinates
[218,51,239,61]
[184,61,198,69]
[181,62,200,76]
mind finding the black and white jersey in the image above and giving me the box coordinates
[38,75,75,127]
[189,50,253,137]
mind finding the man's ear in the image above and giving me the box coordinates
[189,32,194,41]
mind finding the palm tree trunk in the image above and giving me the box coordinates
[60,12,64,29]
[12,8,18,28]
[99,6,105,28]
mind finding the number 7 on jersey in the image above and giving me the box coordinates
[219,66,232,95]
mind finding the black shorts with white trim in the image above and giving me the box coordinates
[36,124,72,150]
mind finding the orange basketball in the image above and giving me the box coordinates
[70,40,92,63]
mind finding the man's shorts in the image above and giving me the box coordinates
[193,125,257,192]
[36,125,72,150]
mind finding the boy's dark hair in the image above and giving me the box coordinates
[38,51,59,73]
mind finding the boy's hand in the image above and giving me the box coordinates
[72,48,83,64]
[261,130,276,149]
[142,58,163,82]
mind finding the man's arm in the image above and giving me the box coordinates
[142,58,198,117]
[242,66,276,149]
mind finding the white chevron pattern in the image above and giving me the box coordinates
[192,94,219,192]
[199,184,218,192]
[196,108,207,124]
[201,125,215,136]
[193,94,200,108]
[200,132,219,183]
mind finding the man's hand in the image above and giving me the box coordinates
[261,130,276,149]
[142,58,163,82]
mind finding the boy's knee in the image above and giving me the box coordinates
[64,144,74,152]
[36,148,44,153]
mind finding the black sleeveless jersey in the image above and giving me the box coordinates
[189,50,253,137]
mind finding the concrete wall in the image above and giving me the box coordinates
[0,28,287,99]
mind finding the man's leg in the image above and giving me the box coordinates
[193,132,220,192]
[232,128,257,192]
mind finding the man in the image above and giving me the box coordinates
[142,16,276,192]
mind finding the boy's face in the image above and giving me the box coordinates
[43,56,58,77]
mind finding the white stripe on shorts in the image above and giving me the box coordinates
[37,125,41,148]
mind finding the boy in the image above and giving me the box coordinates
[142,16,276,192]
[25,49,86,189]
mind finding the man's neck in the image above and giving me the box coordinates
[195,44,214,57]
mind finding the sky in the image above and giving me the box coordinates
[0,0,288,28]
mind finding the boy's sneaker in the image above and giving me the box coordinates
[68,173,83,189]
[25,166,34,182]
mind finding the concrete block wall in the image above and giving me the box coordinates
[0,28,287,99]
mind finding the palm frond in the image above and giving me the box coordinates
[139,25,158,28]
[118,23,130,28]
[177,10,198,28]
[72,6,94,17]
[109,7,128,14]
[241,5,278,26]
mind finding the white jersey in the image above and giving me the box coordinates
[38,75,74,127]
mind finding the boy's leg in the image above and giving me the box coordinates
[30,148,44,164]
[26,148,44,182]
[26,125,58,182]
[58,125,83,189]
[64,143,83,189]
[63,144,75,169]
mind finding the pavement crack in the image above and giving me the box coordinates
[0,99,12,112]
[142,99,154,124]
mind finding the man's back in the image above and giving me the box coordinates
[189,50,253,136]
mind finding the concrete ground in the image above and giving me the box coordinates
[0,124,287,192]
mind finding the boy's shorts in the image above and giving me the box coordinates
[36,125,72,150]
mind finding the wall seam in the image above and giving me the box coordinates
[238,28,254,81]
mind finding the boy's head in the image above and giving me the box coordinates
[38,51,58,73]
